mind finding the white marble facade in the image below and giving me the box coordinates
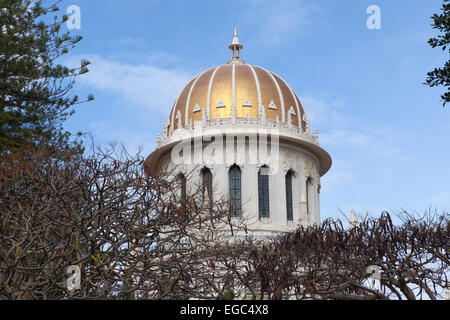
[155,127,322,235]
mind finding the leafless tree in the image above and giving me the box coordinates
[0,142,244,299]
[0,143,448,300]
[230,211,449,300]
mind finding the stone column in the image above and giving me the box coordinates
[212,164,228,203]
[315,183,321,225]
[291,171,300,227]
[270,168,285,227]
[299,178,308,227]
[242,164,258,226]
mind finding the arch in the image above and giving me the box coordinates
[258,166,270,219]
[228,164,242,217]
[285,170,294,221]
[201,167,213,205]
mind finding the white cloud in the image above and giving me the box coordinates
[243,0,319,44]
[321,128,410,161]
[85,121,154,159]
[321,129,370,148]
[300,95,349,129]
[298,95,411,162]
[321,159,355,191]
[428,192,450,207]
[68,54,195,113]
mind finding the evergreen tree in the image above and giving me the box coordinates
[426,0,450,107]
[0,0,92,156]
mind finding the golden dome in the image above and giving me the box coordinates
[146,30,332,178]
[166,30,307,131]
[168,64,307,131]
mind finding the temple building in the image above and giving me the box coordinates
[144,29,332,236]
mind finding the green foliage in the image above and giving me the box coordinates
[0,0,93,156]
[426,0,450,107]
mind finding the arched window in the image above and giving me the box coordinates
[229,165,242,217]
[177,173,187,206]
[285,170,293,221]
[258,166,270,219]
[306,177,313,216]
[201,167,213,205]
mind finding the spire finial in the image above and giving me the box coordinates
[228,27,244,64]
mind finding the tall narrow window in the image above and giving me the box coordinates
[201,167,213,205]
[306,177,313,215]
[229,165,242,217]
[285,170,293,221]
[258,166,270,219]
[178,173,187,206]
[175,173,187,217]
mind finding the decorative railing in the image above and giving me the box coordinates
[156,117,319,149]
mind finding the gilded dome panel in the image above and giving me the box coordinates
[187,68,215,124]
[171,77,196,130]
[252,66,283,122]
[235,65,259,118]
[210,65,232,120]
[294,93,307,130]
[272,73,301,127]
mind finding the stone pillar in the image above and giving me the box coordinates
[315,184,321,225]
[299,179,308,227]
[291,171,300,226]
[212,164,228,203]
[242,164,258,225]
[270,168,285,227]
[187,165,202,199]
[306,178,315,226]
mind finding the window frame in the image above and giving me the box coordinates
[285,170,294,222]
[258,166,270,219]
[306,177,313,216]
[228,164,242,217]
[201,167,213,205]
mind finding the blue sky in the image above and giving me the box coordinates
[61,0,450,220]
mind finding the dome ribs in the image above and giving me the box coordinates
[252,66,283,123]
[210,65,233,120]
[172,77,197,130]
[271,72,301,128]
[187,68,215,124]
[235,65,259,118]
[206,65,223,120]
